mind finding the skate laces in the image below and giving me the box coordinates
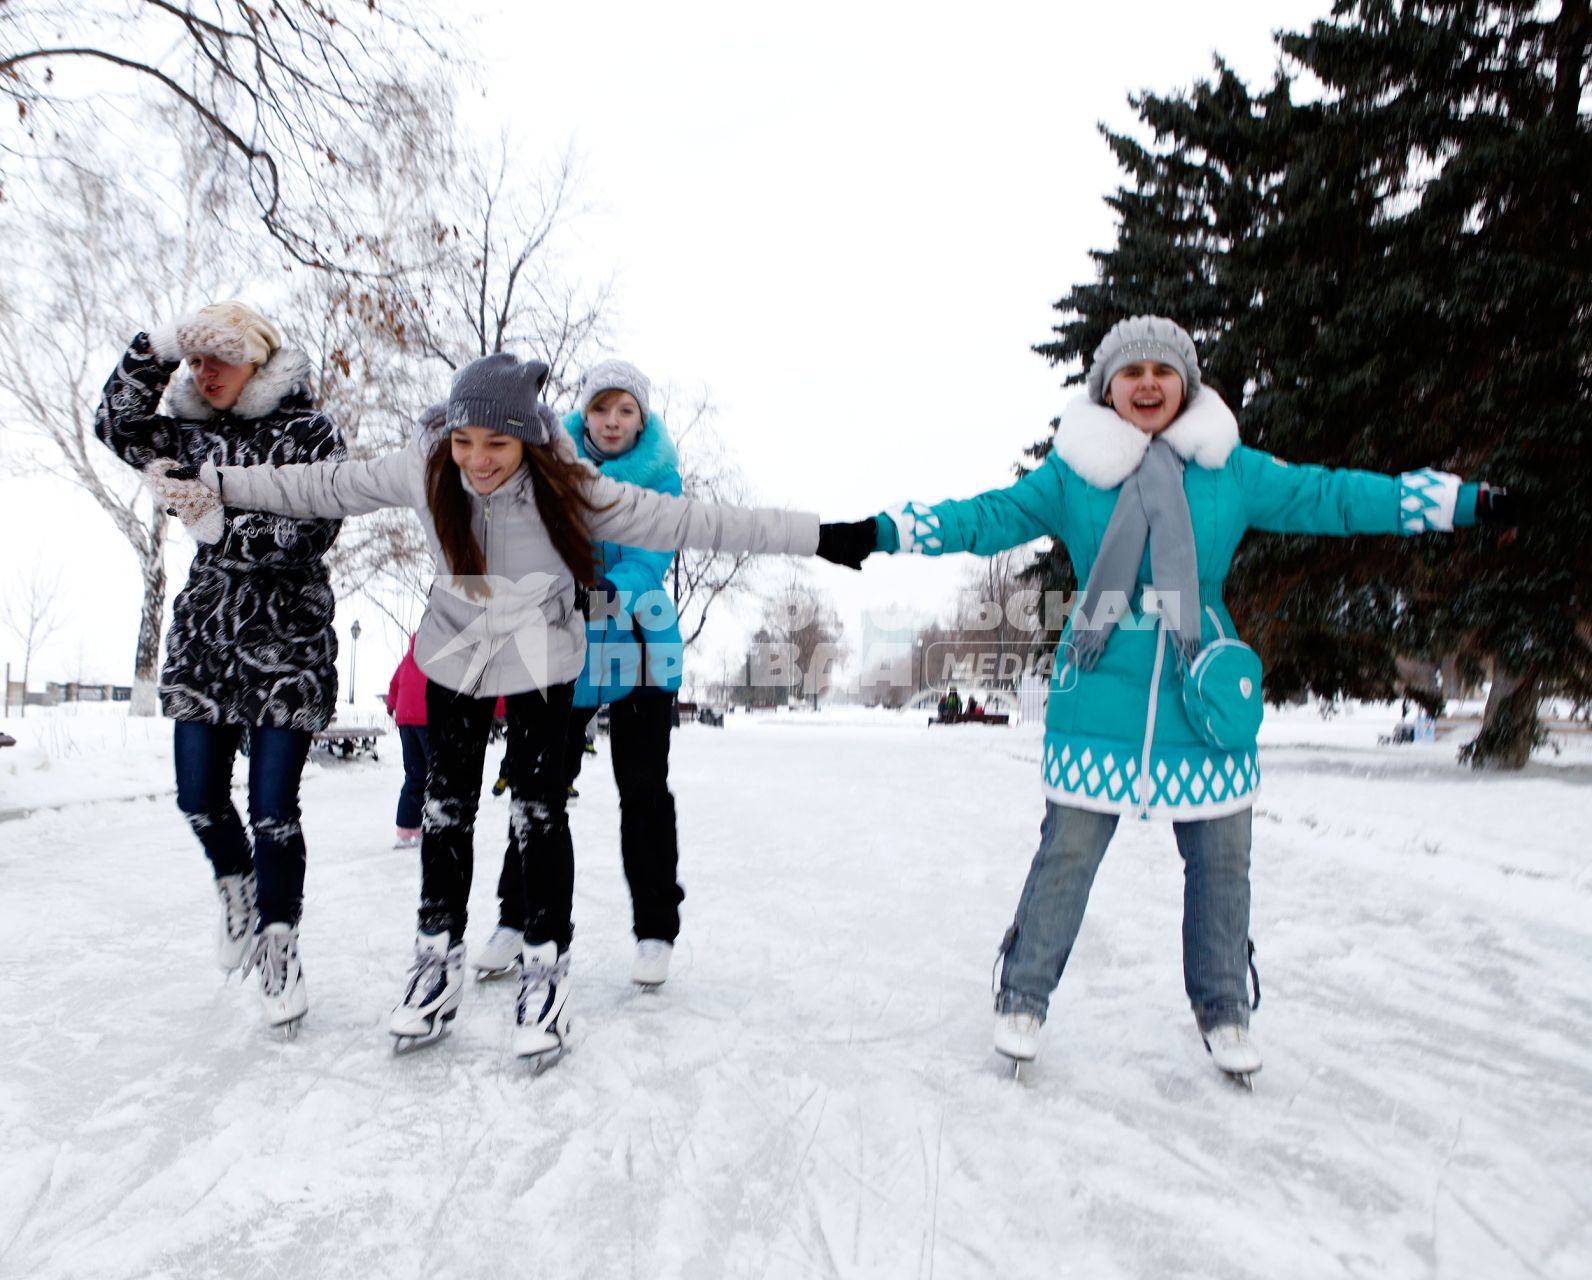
[243,929,293,996]
[220,876,256,942]
[516,952,567,1023]
[404,945,449,1006]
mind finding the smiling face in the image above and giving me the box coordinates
[1105,361,1186,435]
[450,426,525,495]
[585,389,645,455]
[187,353,256,412]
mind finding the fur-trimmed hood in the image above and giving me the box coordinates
[563,410,678,488]
[163,346,315,421]
[1052,387,1240,489]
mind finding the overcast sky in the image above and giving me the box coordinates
[1,0,1333,699]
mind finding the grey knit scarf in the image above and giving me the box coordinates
[1070,437,1202,671]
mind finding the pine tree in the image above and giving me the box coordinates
[1249,0,1592,766]
[1026,1,1591,767]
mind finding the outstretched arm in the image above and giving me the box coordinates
[875,457,1066,557]
[585,470,820,558]
[207,443,421,520]
[1234,445,1482,536]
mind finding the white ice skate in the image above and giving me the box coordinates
[993,1011,1042,1064]
[473,925,523,980]
[513,942,571,1067]
[215,872,257,972]
[390,931,465,1050]
[392,827,422,850]
[1202,1023,1262,1088]
[631,939,673,987]
[243,922,307,1033]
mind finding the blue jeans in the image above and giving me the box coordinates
[395,725,430,828]
[996,802,1254,1031]
[173,721,312,927]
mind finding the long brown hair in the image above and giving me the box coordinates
[425,436,611,591]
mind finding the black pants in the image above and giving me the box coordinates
[496,692,684,943]
[420,680,574,948]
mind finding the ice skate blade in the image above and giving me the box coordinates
[1222,1070,1256,1091]
[514,1024,569,1070]
[474,964,519,982]
[268,1014,306,1039]
[518,1041,566,1073]
[390,1024,448,1053]
[390,1009,457,1052]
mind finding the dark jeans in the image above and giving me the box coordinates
[396,724,430,828]
[420,680,574,947]
[497,692,683,943]
[172,720,313,927]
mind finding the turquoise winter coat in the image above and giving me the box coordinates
[567,411,684,707]
[878,391,1478,820]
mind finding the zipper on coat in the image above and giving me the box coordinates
[1137,620,1169,820]
[467,492,494,697]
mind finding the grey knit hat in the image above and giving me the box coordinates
[447,354,552,443]
[1086,316,1202,405]
[577,358,651,420]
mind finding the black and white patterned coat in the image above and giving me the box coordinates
[95,333,346,731]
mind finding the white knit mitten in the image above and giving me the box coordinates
[145,459,225,545]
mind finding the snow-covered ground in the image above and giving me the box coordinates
[2,703,1589,1280]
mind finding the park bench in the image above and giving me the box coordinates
[313,724,386,760]
[927,711,1011,727]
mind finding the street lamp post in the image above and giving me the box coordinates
[349,619,362,706]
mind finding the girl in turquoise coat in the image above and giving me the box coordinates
[858,316,1509,1080]
[474,360,690,989]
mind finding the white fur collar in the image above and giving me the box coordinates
[1051,388,1240,489]
[164,347,314,421]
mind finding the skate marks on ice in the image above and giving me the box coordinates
[4,713,1592,1278]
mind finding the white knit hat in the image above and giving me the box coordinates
[577,359,651,420]
[173,301,283,367]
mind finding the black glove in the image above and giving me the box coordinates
[1474,484,1518,525]
[584,577,620,621]
[817,519,878,570]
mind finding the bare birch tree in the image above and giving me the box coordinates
[0,130,238,713]
[656,388,757,651]
[311,135,613,618]
[1,0,447,270]
[1,563,66,717]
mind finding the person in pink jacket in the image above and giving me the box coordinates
[384,634,430,848]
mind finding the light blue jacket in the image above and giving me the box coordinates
[877,391,1478,819]
[566,411,684,706]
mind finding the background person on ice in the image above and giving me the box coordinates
[160,351,871,1061]
[94,301,345,1032]
[385,619,508,847]
[383,631,429,849]
[474,359,690,990]
[847,315,1512,1080]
